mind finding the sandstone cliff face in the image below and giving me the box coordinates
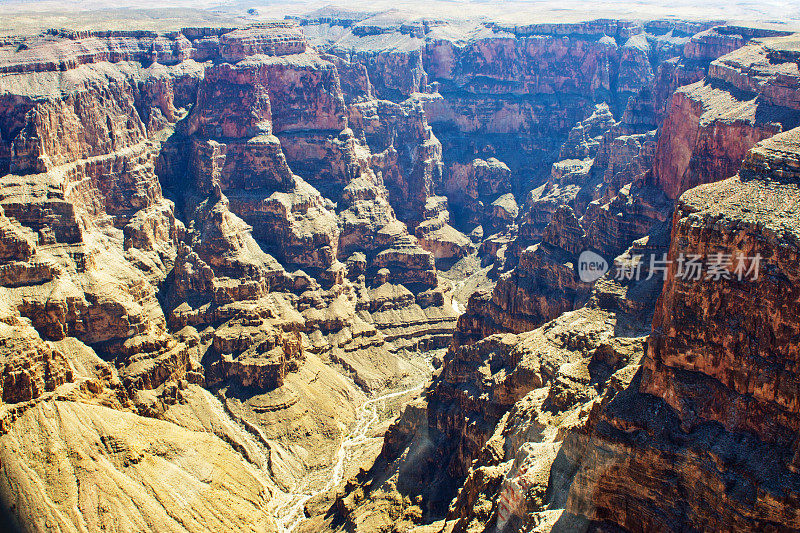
[516,103,617,247]
[316,248,663,532]
[650,81,782,200]
[0,33,284,525]
[0,43,185,373]
[446,158,512,224]
[649,35,800,201]
[364,106,800,533]
[580,32,799,259]
[454,33,799,351]
[175,26,447,284]
[349,95,445,229]
[455,206,593,345]
[556,126,800,533]
[301,15,661,202]
[308,25,800,533]
[180,47,342,270]
[0,21,462,532]
[166,186,287,326]
[2,11,800,533]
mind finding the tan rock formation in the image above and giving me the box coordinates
[317,249,661,531]
[299,24,800,533]
[558,126,800,533]
[455,206,593,345]
[2,13,800,533]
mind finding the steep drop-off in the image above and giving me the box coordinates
[0,12,799,533]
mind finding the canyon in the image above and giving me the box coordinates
[0,5,798,533]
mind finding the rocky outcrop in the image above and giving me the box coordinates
[0,44,187,391]
[455,206,593,345]
[219,24,307,61]
[0,16,457,533]
[414,196,475,260]
[444,157,514,236]
[649,36,800,201]
[211,315,303,390]
[462,34,800,354]
[302,21,800,533]
[3,11,800,533]
[650,80,782,200]
[179,47,344,271]
[0,323,73,404]
[558,126,800,533]
[301,14,665,200]
[349,95,445,228]
[166,186,287,326]
[558,104,617,161]
[319,246,662,531]
[515,103,618,247]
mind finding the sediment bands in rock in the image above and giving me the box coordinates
[0,10,800,533]
[0,21,457,532]
[556,127,800,532]
[303,23,800,533]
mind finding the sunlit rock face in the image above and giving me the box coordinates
[0,21,456,533]
[555,127,800,533]
[298,22,800,533]
[451,29,800,350]
[0,10,799,533]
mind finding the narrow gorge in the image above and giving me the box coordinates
[0,5,798,532]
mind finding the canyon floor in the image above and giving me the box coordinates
[1,3,800,532]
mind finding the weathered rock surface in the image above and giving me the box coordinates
[2,11,800,533]
[455,206,593,345]
[315,242,663,531]
[456,33,800,352]
[558,126,800,533]
[0,20,460,532]
[301,23,800,533]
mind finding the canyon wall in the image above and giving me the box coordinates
[454,29,799,345]
[308,27,800,533]
[0,12,799,533]
[0,22,459,532]
[559,125,800,532]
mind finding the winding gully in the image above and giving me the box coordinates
[275,385,424,532]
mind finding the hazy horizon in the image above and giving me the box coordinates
[1,0,799,35]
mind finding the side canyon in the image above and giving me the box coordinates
[0,7,798,533]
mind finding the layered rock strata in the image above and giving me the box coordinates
[312,237,665,532]
[456,33,800,348]
[307,27,800,533]
[558,126,800,532]
[0,21,462,532]
[1,12,799,533]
